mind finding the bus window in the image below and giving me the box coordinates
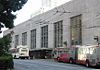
[90,47,96,54]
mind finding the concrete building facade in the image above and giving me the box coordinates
[4,0,100,58]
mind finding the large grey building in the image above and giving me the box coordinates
[4,0,100,58]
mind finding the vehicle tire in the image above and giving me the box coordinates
[57,57,60,62]
[69,58,73,64]
[69,60,72,63]
[85,60,90,67]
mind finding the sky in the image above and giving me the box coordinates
[14,0,71,25]
[14,0,42,26]
[1,0,42,37]
[1,0,71,37]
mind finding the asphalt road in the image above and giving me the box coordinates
[14,59,98,70]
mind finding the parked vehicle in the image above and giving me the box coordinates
[52,47,76,63]
[9,48,19,59]
[76,45,100,67]
[52,45,100,67]
[10,45,29,59]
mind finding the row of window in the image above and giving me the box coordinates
[14,15,82,49]
[14,20,63,49]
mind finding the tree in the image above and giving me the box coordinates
[0,35,11,56]
[0,0,28,32]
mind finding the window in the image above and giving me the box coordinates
[41,25,48,48]
[15,35,19,48]
[70,15,82,45]
[54,20,63,48]
[31,29,36,49]
[22,32,27,45]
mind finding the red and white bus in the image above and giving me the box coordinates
[52,45,100,67]
[76,45,100,67]
[52,47,76,63]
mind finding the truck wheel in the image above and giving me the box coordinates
[85,61,89,67]
[69,57,74,64]
[69,59,73,64]
[57,57,60,62]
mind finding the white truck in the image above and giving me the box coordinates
[17,45,29,59]
[10,45,29,59]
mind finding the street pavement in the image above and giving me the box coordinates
[14,59,98,70]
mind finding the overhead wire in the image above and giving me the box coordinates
[29,4,100,30]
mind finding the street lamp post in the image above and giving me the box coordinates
[94,36,99,45]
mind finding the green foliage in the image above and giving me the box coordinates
[0,0,28,30]
[0,35,11,56]
[0,54,12,60]
[0,54,14,69]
